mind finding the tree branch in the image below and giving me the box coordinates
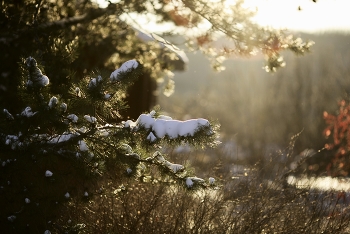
[0,3,120,43]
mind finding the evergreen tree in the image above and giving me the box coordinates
[0,0,313,232]
[0,56,219,232]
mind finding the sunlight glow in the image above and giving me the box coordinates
[95,0,350,33]
[239,0,350,32]
[288,176,350,191]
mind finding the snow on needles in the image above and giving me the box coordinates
[25,56,49,88]
[130,113,212,140]
[45,170,53,177]
[84,115,97,124]
[67,114,78,123]
[78,140,89,152]
[3,109,14,120]
[48,96,58,109]
[21,107,37,117]
[110,60,138,81]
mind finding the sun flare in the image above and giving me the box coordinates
[227,0,350,32]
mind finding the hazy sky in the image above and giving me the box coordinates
[96,0,350,33]
[244,0,350,32]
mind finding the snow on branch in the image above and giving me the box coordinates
[26,57,49,88]
[84,115,97,124]
[0,53,219,190]
[110,60,139,81]
[151,151,184,173]
[88,75,103,89]
[21,107,37,117]
[0,4,120,43]
[127,112,213,141]
[3,109,14,120]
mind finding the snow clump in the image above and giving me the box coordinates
[21,107,37,117]
[49,132,77,144]
[45,170,53,177]
[78,140,89,152]
[104,93,111,100]
[84,115,97,123]
[88,75,103,90]
[60,103,67,112]
[48,96,58,109]
[3,109,14,120]
[186,177,193,188]
[186,177,205,188]
[146,132,157,142]
[135,113,211,139]
[124,120,137,128]
[67,114,78,123]
[165,161,184,173]
[110,60,138,81]
[209,177,215,185]
[5,134,20,150]
[7,215,16,222]
[25,57,50,87]
[75,87,82,97]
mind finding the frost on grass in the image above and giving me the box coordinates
[110,60,139,81]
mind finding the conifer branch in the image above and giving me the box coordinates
[0,3,120,43]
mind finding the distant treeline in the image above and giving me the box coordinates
[160,32,350,162]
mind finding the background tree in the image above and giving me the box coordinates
[0,0,312,118]
[0,0,314,232]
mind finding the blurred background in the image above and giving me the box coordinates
[158,32,350,165]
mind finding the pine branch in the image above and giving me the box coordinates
[0,3,120,43]
[182,0,260,43]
